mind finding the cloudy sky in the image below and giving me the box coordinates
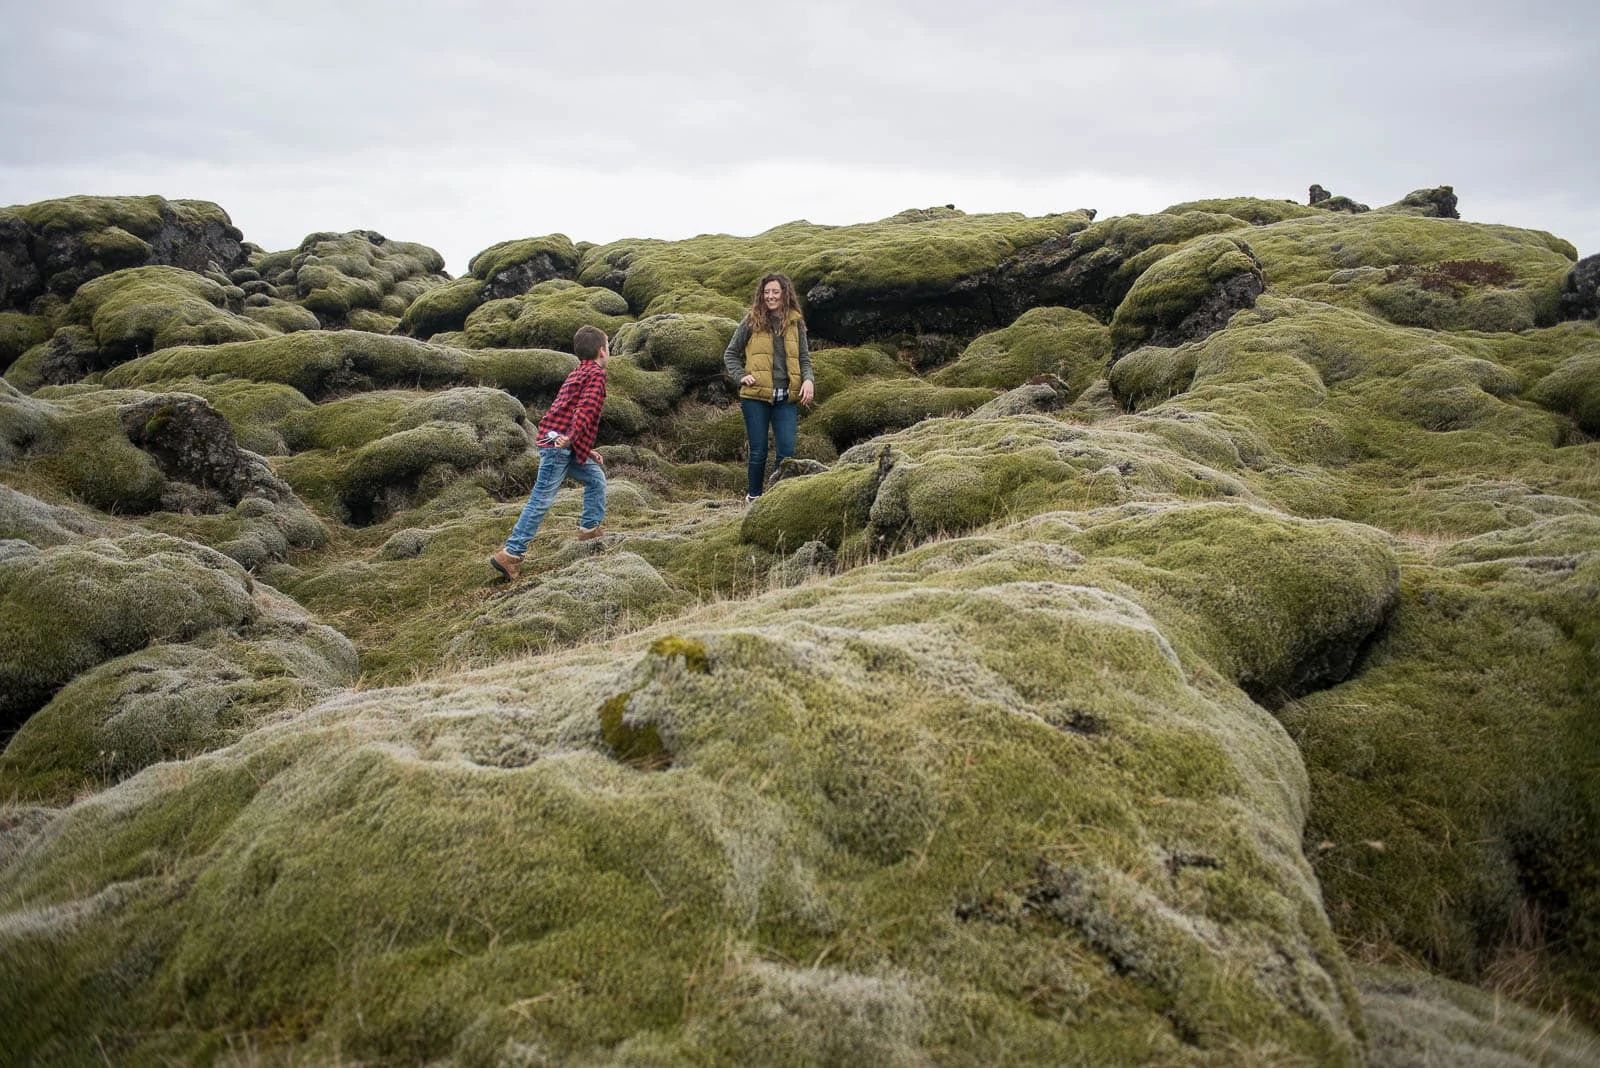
[3,0,1596,276]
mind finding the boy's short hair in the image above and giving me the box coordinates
[573,325,609,360]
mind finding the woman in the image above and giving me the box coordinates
[722,272,815,501]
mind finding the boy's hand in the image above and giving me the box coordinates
[799,380,815,405]
[590,452,604,466]
[741,374,756,387]
[554,434,571,448]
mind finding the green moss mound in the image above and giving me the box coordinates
[0,312,52,372]
[1109,234,1265,352]
[1528,350,1600,434]
[276,387,531,525]
[741,459,884,552]
[260,231,447,324]
[451,551,686,660]
[64,266,275,365]
[1281,531,1600,1013]
[1359,966,1600,1067]
[1246,213,1575,330]
[932,306,1111,393]
[0,533,256,729]
[611,312,738,381]
[463,280,632,350]
[807,380,996,450]
[396,276,484,339]
[0,587,356,801]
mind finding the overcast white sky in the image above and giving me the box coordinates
[3,0,1596,276]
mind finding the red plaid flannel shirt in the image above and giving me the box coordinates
[535,358,607,464]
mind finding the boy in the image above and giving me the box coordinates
[489,324,610,582]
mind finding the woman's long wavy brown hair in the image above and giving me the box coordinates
[745,272,803,334]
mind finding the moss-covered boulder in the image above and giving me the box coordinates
[740,456,886,552]
[0,195,246,311]
[806,379,996,450]
[252,230,447,326]
[62,265,274,366]
[932,306,1111,393]
[0,533,256,730]
[1109,234,1265,352]
[1528,350,1600,434]
[396,276,485,339]
[277,387,532,525]
[610,312,739,383]
[0,585,356,801]
[468,234,579,300]
[463,280,632,350]
[0,311,51,374]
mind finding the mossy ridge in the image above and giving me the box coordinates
[1281,536,1600,1021]
[576,208,1092,321]
[102,330,471,400]
[0,519,1368,1061]
[1161,197,1323,227]
[4,195,246,306]
[1066,502,1400,706]
[1244,212,1575,329]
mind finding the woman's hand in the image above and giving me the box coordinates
[799,380,814,405]
[741,374,757,387]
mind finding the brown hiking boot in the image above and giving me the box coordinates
[575,525,605,542]
[489,548,523,582]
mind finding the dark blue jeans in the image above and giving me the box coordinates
[741,398,798,498]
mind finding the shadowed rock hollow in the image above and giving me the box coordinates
[1,190,1597,1065]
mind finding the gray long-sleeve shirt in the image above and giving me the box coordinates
[722,316,813,392]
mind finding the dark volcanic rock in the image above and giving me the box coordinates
[1385,186,1461,219]
[0,196,246,312]
[1559,254,1599,321]
[118,394,293,510]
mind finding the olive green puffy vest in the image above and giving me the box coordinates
[739,310,803,401]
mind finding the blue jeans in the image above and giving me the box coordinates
[741,398,798,498]
[505,446,606,555]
